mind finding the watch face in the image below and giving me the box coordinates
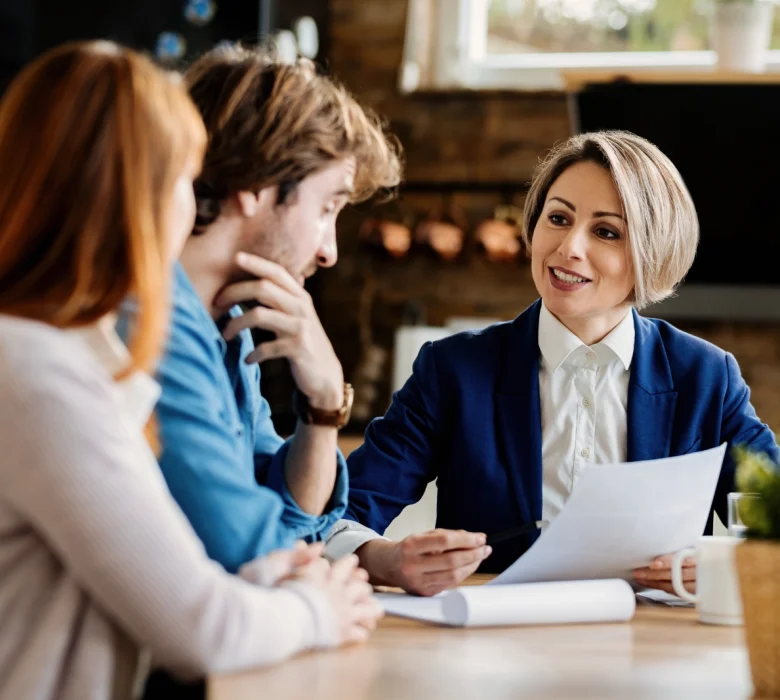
[339,384,355,427]
[294,385,353,428]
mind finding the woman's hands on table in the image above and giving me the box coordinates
[241,542,382,645]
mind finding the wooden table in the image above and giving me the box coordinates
[208,575,752,700]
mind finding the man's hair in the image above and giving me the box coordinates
[523,130,699,309]
[185,44,403,231]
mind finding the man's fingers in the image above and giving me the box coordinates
[234,252,302,295]
[404,529,486,556]
[245,339,296,365]
[222,305,300,341]
[217,279,302,318]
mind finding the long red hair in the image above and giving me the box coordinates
[0,41,205,378]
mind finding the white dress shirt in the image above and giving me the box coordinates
[325,304,635,558]
[537,303,634,522]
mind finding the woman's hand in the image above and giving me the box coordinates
[239,541,325,587]
[633,553,696,595]
[242,545,382,645]
[357,530,491,597]
[290,554,382,645]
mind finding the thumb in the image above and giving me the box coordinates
[240,546,306,587]
[289,541,325,568]
[650,554,675,570]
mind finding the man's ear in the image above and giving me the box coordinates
[236,187,276,219]
[236,191,261,218]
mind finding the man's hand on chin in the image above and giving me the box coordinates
[216,252,343,410]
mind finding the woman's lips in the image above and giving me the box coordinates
[549,266,591,291]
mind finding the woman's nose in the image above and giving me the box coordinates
[556,227,587,260]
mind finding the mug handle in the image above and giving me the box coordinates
[671,547,698,603]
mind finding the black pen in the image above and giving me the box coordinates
[486,520,548,546]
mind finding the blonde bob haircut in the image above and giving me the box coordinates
[522,130,699,309]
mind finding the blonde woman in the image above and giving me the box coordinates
[0,42,379,700]
[329,131,780,597]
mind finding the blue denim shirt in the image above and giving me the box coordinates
[119,263,348,573]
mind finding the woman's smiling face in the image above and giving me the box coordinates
[531,160,635,333]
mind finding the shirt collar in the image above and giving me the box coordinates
[594,308,635,371]
[174,262,242,358]
[69,316,161,429]
[538,303,584,373]
[538,302,635,373]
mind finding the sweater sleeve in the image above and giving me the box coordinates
[0,356,338,679]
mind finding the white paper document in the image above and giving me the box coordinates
[376,445,724,627]
[376,579,636,627]
[491,443,727,585]
[636,589,693,607]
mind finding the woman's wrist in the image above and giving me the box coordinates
[355,539,399,587]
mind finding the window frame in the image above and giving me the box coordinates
[434,0,780,91]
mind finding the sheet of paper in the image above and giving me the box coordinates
[374,592,449,625]
[376,580,636,627]
[490,443,727,585]
[636,589,694,607]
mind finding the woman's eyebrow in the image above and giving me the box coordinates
[593,210,625,221]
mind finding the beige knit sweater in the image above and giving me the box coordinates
[0,314,337,700]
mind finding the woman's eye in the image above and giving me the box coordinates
[596,227,619,240]
[548,213,568,226]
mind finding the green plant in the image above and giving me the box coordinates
[734,446,780,539]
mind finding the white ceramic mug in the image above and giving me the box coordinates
[671,536,743,626]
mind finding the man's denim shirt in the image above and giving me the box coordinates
[119,263,348,573]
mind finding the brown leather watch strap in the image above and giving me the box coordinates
[293,383,354,429]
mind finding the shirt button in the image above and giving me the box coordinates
[582,398,591,408]
[587,351,596,361]
[581,447,591,458]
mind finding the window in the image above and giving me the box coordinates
[401,0,780,91]
[488,0,715,56]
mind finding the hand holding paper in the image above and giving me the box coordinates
[633,552,697,595]
[375,445,725,627]
[359,529,491,596]
[491,444,726,586]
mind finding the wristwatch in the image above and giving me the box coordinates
[293,383,354,429]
